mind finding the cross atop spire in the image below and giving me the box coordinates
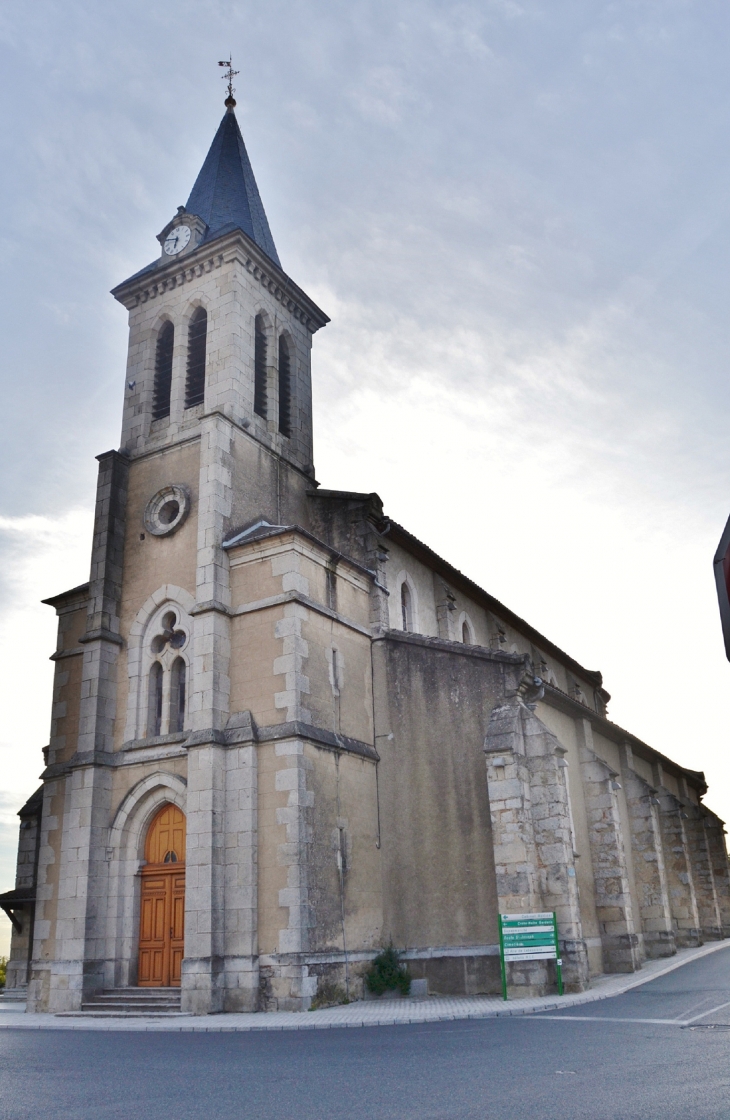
[218,56,239,110]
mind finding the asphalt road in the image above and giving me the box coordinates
[2,947,730,1120]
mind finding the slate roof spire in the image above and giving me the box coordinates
[185,105,281,267]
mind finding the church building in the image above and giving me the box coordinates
[2,90,729,1015]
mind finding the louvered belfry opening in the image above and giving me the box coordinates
[185,307,207,409]
[278,335,292,438]
[152,321,174,421]
[254,314,268,419]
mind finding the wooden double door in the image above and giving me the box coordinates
[138,804,186,988]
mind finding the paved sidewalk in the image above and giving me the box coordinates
[1,939,727,1032]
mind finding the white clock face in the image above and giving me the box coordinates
[164,225,191,256]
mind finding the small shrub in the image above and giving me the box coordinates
[0,957,7,989]
[365,945,411,996]
[309,980,349,1010]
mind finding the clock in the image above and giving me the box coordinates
[163,225,191,256]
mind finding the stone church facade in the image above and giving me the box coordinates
[3,99,729,1014]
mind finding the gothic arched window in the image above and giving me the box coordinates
[278,335,291,438]
[401,581,413,633]
[152,321,174,421]
[254,314,267,419]
[169,657,186,733]
[462,621,471,645]
[148,661,163,737]
[185,307,207,409]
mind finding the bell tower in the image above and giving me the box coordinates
[25,88,331,1016]
[109,97,329,1012]
[113,99,328,488]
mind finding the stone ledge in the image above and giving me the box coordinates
[78,628,124,647]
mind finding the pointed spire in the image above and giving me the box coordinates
[185,108,280,267]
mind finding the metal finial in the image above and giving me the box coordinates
[218,56,239,108]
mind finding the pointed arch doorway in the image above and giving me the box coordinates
[138,804,186,987]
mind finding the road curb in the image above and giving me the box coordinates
[0,939,727,1033]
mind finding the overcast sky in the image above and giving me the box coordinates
[2,0,730,953]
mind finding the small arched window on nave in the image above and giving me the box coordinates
[278,335,292,438]
[185,307,207,409]
[147,661,163,738]
[462,620,472,645]
[401,581,413,633]
[152,321,174,421]
[169,657,186,734]
[254,314,268,419]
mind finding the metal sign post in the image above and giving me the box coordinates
[498,911,563,1000]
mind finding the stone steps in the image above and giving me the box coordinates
[0,989,28,1004]
[73,987,182,1016]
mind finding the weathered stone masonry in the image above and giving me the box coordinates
[2,101,728,1012]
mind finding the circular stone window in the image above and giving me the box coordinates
[143,485,191,537]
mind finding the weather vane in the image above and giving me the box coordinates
[218,56,239,108]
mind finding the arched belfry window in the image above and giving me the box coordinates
[278,335,292,438]
[148,661,163,737]
[401,581,413,633]
[254,314,268,419]
[185,307,207,409]
[170,658,186,734]
[152,321,174,421]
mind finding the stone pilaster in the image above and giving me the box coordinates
[619,744,675,959]
[222,721,259,1011]
[652,772,701,948]
[182,413,234,1013]
[434,578,457,641]
[703,810,730,938]
[681,793,722,941]
[263,738,317,1010]
[484,691,588,995]
[181,737,226,1014]
[4,791,42,994]
[578,721,641,973]
[30,451,128,1011]
[366,537,390,634]
[680,779,725,945]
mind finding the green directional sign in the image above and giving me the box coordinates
[498,911,563,1000]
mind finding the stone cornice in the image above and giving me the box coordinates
[256,721,379,762]
[238,250,328,333]
[111,228,329,333]
[79,627,124,647]
[41,582,90,611]
[231,589,372,637]
[540,683,707,794]
[113,251,225,310]
[225,523,374,587]
[378,628,526,667]
[385,519,609,698]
